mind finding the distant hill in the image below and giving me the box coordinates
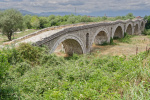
[19,10,37,16]
[39,12,74,16]
[18,10,76,16]
[0,9,75,16]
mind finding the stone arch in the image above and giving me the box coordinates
[140,21,144,31]
[86,33,89,48]
[91,28,109,46]
[94,31,108,45]
[51,34,85,55]
[113,26,123,38]
[134,24,139,35]
[126,24,133,35]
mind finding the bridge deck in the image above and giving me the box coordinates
[20,28,64,43]
[17,22,97,44]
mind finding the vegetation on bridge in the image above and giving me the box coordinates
[0,43,150,99]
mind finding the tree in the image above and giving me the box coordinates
[23,15,32,29]
[126,13,135,19]
[39,17,49,28]
[115,16,122,20]
[0,9,23,41]
[102,16,107,21]
[144,15,150,29]
[30,16,40,29]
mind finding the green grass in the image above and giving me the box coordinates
[118,33,133,43]
[0,43,150,100]
[142,29,150,35]
[97,38,116,46]
[0,29,38,45]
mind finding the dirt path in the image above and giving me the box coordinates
[92,35,150,56]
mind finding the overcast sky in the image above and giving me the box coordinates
[0,0,150,16]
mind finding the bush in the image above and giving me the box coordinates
[144,15,150,29]
[118,33,132,43]
[17,43,45,63]
[14,62,31,76]
[102,16,107,21]
[30,16,40,29]
[0,51,10,85]
[67,17,76,24]
[142,29,150,35]
[80,16,92,22]
[1,35,150,99]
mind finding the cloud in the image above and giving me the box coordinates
[0,0,23,2]
[59,0,84,6]
[0,0,150,14]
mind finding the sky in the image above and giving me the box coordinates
[0,0,150,16]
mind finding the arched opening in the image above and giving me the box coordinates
[126,24,132,35]
[113,26,123,39]
[140,22,144,30]
[94,31,108,45]
[134,24,138,35]
[54,39,83,56]
[86,33,89,48]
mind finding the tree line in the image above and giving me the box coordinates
[144,15,150,29]
[0,9,139,41]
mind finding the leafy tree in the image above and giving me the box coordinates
[23,15,32,29]
[48,15,55,21]
[30,16,40,29]
[80,15,92,22]
[115,16,122,20]
[102,16,107,21]
[39,17,49,28]
[126,13,135,19]
[67,16,76,24]
[144,15,150,29]
[0,9,23,41]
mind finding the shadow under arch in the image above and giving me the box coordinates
[134,24,139,35]
[51,34,85,55]
[140,21,144,30]
[126,24,133,35]
[113,26,123,38]
[91,28,109,46]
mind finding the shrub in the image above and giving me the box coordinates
[67,17,76,24]
[0,51,10,85]
[80,16,92,22]
[30,16,40,29]
[118,33,132,43]
[17,43,44,63]
[110,37,116,45]
[14,62,31,76]
[142,29,150,35]
[102,16,107,21]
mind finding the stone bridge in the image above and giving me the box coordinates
[18,18,146,55]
